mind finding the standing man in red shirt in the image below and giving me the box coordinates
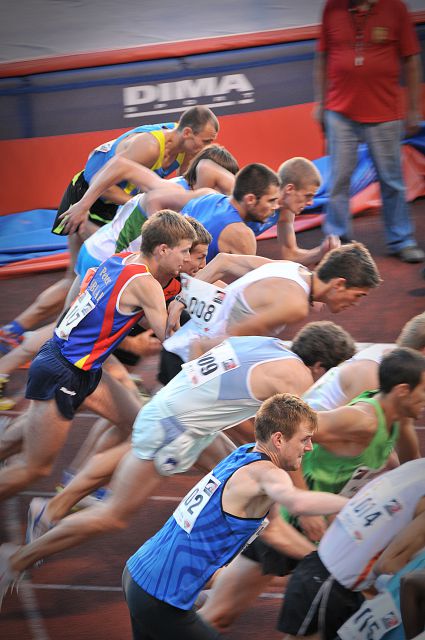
[314,0,424,263]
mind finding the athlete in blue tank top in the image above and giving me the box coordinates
[120,394,347,640]
[182,192,278,262]
[127,444,269,610]
[84,123,179,193]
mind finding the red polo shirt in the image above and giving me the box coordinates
[318,0,420,122]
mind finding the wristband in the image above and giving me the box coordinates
[174,294,187,308]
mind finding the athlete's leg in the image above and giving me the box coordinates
[8,227,87,334]
[82,369,142,452]
[198,553,274,632]
[0,413,28,460]
[63,274,82,309]
[44,441,131,522]
[0,399,71,500]
[0,324,55,378]
[12,280,72,332]
[226,418,255,446]
[9,450,164,571]
[199,505,314,632]
[65,417,111,474]
[103,354,140,394]
[195,432,236,474]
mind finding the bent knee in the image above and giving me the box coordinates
[26,463,53,481]
[102,513,131,532]
[200,608,235,633]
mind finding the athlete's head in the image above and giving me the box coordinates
[315,242,381,313]
[232,163,280,223]
[254,394,317,470]
[277,157,321,215]
[291,321,356,378]
[177,107,219,156]
[379,347,425,419]
[183,216,212,276]
[141,209,196,276]
[397,313,425,353]
[183,144,239,189]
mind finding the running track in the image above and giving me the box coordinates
[1,203,425,639]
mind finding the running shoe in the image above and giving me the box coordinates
[55,470,111,510]
[0,543,21,610]
[129,374,152,407]
[76,486,112,509]
[0,329,24,355]
[0,376,15,411]
[26,497,52,545]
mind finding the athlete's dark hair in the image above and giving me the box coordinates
[254,393,317,443]
[141,209,196,255]
[379,347,425,394]
[316,242,381,289]
[177,106,219,134]
[184,216,212,248]
[291,321,356,371]
[232,163,280,201]
[183,144,239,188]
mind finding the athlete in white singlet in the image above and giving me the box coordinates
[277,459,425,640]
[303,343,395,412]
[164,261,312,363]
[164,243,381,372]
[0,332,336,584]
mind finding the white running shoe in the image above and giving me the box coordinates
[0,543,21,610]
[26,497,52,545]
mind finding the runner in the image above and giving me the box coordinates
[277,459,425,639]
[0,211,196,502]
[0,107,219,354]
[0,393,349,630]
[0,322,353,581]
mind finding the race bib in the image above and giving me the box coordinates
[337,477,403,543]
[180,274,226,332]
[339,465,388,499]
[338,591,401,640]
[182,341,240,387]
[174,472,221,533]
[55,290,95,340]
[90,139,115,155]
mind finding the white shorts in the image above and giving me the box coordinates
[131,400,216,476]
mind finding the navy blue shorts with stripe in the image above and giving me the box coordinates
[26,339,102,420]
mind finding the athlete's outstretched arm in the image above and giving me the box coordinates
[59,156,169,233]
[258,464,347,516]
[195,252,272,284]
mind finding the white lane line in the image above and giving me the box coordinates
[31,584,284,599]
[32,584,122,592]
[19,490,184,501]
[4,498,51,640]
